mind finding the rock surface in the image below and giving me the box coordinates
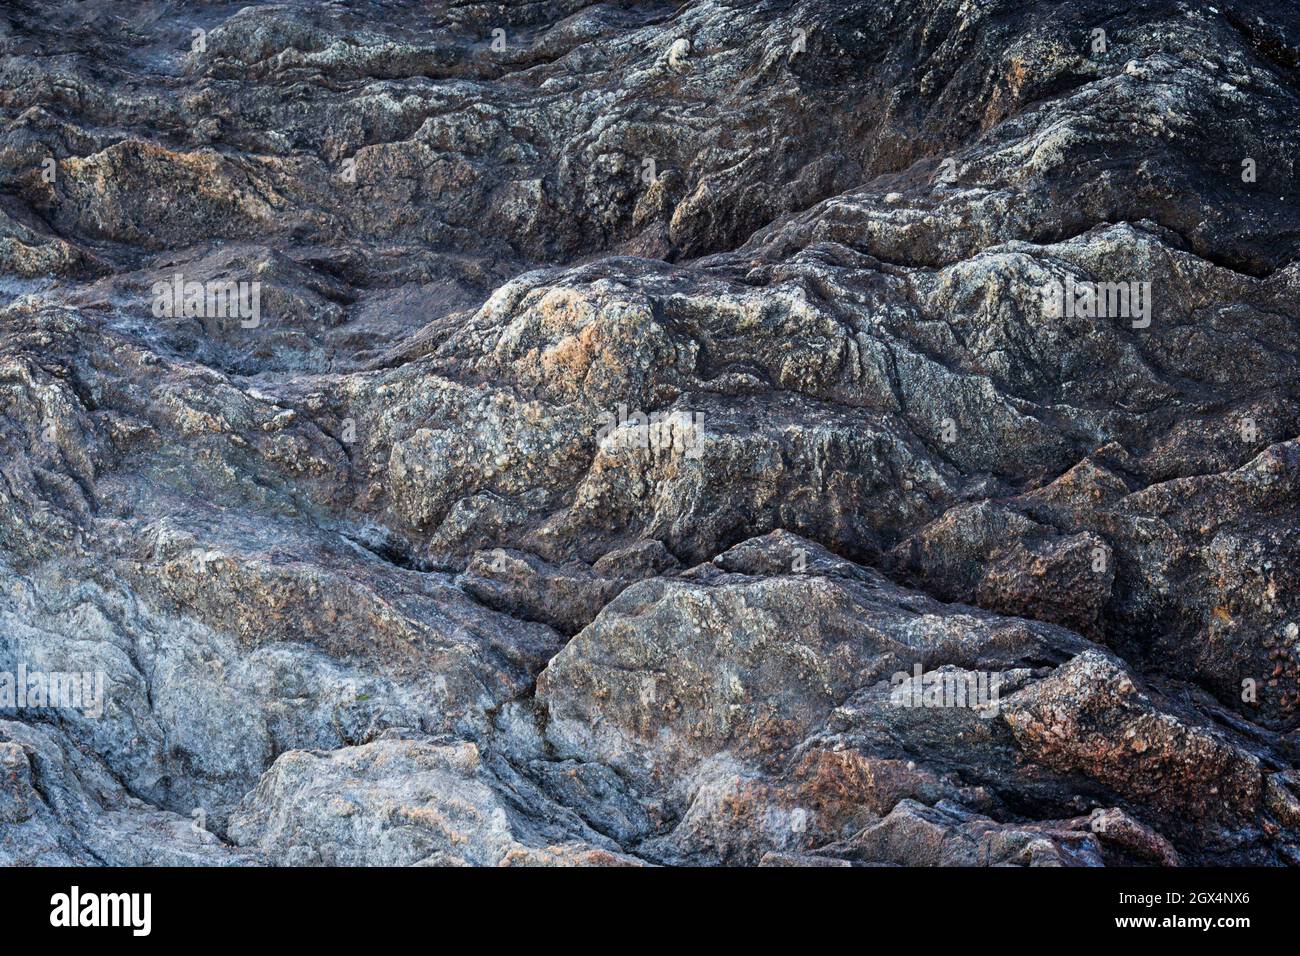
[1,0,1299,866]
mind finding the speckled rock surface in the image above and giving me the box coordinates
[2,0,1299,866]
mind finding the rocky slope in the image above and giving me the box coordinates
[2,0,1299,866]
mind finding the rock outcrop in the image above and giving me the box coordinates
[2,0,1299,866]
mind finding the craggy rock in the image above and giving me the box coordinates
[538,532,1091,801]
[888,502,1115,637]
[2,0,1300,866]
[0,720,259,866]
[456,547,626,635]
[1002,652,1267,837]
[1087,807,1181,868]
[226,732,638,866]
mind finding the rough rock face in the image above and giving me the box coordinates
[1,0,1299,866]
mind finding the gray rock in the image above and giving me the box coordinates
[1,0,1299,866]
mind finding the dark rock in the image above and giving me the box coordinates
[2,0,1298,866]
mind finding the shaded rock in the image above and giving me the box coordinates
[228,733,637,867]
[2,0,1299,868]
[1001,651,1264,838]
